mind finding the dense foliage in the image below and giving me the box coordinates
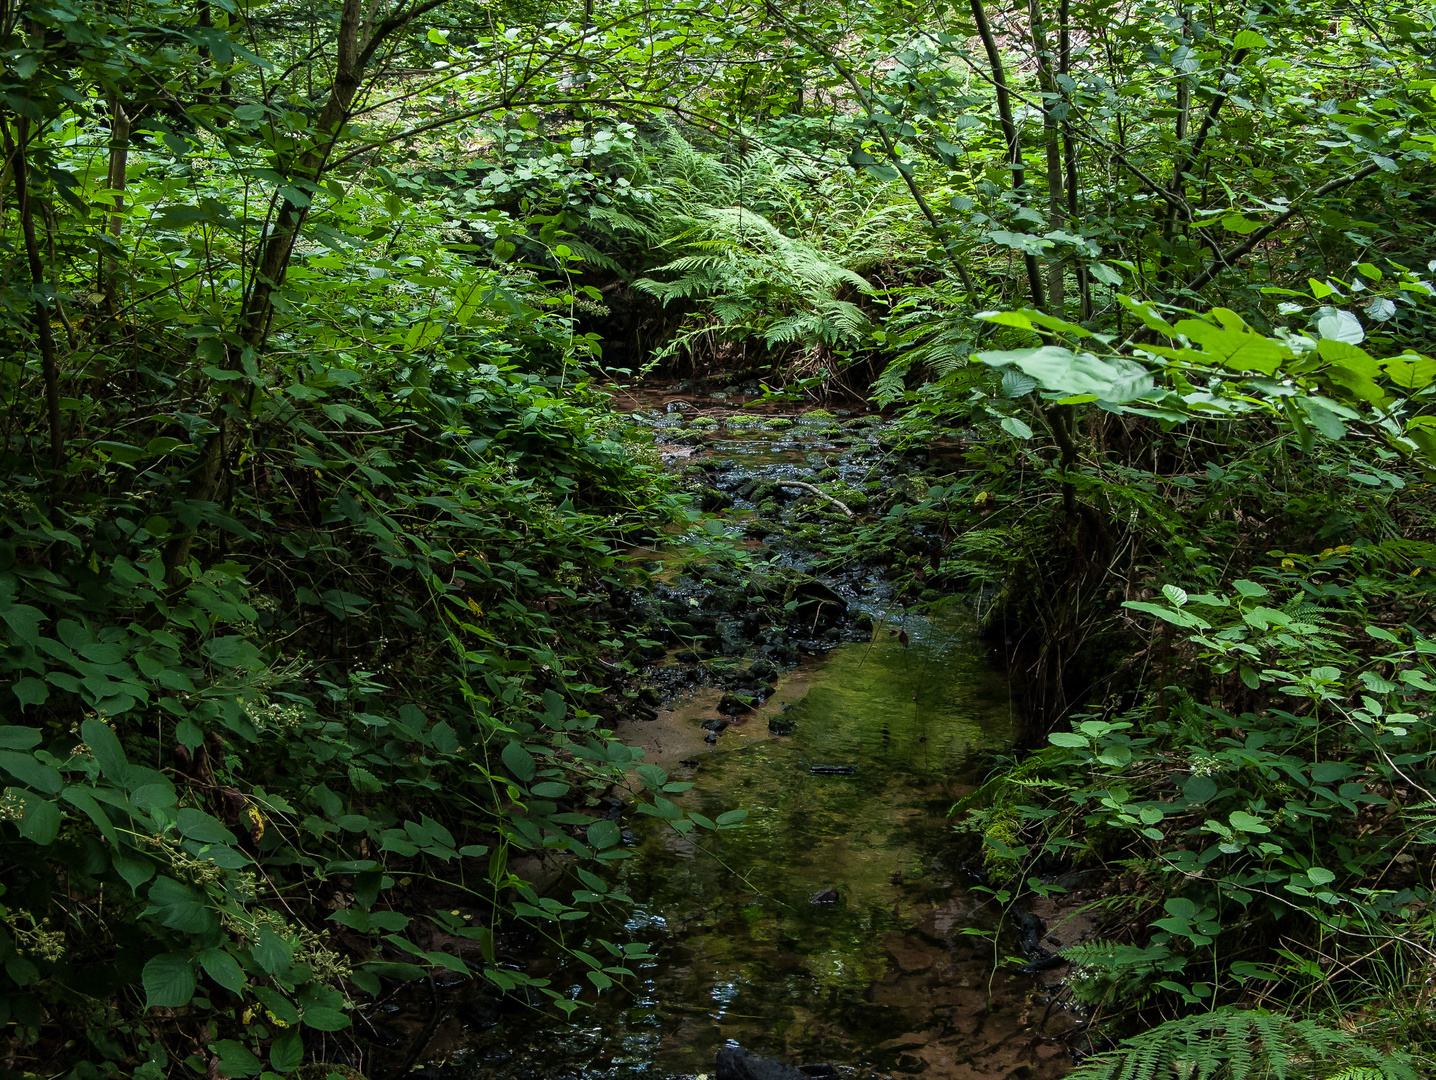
[4,0,1436,1075]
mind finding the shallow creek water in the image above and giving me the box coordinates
[427,396,1075,1080]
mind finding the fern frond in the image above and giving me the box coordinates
[1070,1009,1419,1080]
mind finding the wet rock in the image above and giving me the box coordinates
[809,765,856,776]
[809,888,840,906]
[716,1047,807,1080]
[768,716,795,736]
[748,658,778,682]
[1013,910,1046,953]
[718,692,755,715]
[701,717,729,733]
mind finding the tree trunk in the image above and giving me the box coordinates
[5,117,64,472]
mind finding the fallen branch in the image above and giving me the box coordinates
[777,481,854,517]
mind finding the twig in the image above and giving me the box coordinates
[776,481,853,517]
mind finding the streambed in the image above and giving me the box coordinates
[418,390,1078,1080]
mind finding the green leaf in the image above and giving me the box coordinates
[301,1006,350,1031]
[209,1040,262,1077]
[1317,310,1364,345]
[270,1029,304,1072]
[177,807,235,845]
[0,726,41,750]
[0,602,45,642]
[1088,263,1123,287]
[18,794,61,844]
[976,310,1033,330]
[199,947,245,993]
[587,819,620,850]
[253,928,294,975]
[1123,601,1211,629]
[1300,397,1347,440]
[1228,810,1270,834]
[1048,731,1088,747]
[976,346,1153,402]
[81,718,129,783]
[1183,775,1217,803]
[143,953,196,1008]
[501,741,536,782]
[0,750,63,793]
[11,678,48,707]
[999,416,1034,439]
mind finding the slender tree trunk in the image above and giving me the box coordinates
[1029,0,1065,316]
[168,0,446,583]
[103,95,130,317]
[971,0,1072,511]
[5,117,64,471]
[1058,0,1090,319]
[969,0,1045,312]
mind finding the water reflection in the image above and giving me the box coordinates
[445,601,1059,1079]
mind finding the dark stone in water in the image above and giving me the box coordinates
[718,692,754,715]
[749,658,778,683]
[809,765,855,776]
[809,888,840,906]
[702,717,729,733]
[717,1047,807,1080]
[1013,909,1046,953]
[768,716,795,736]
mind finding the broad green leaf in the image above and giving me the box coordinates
[143,954,196,1008]
[501,742,536,783]
[976,346,1153,402]
[81,718,130,783]
[18,794,61,844]
[1183,775,1218,803]
[253,928,294,974]
[270,1029,304,1072]
[1228,810,1270,834]
[199,948,245,993]
[1317,310,1364,344]
[209,1040,261,1078]
[587,819,620,849]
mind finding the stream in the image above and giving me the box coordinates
[414,387,1081,1080]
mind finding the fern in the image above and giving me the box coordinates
[1070,1008,1419,1080]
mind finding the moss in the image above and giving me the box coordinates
[766,418,794,431]
[689,416,719,428]
[981,806,1027,884]
[798,409,835,424]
